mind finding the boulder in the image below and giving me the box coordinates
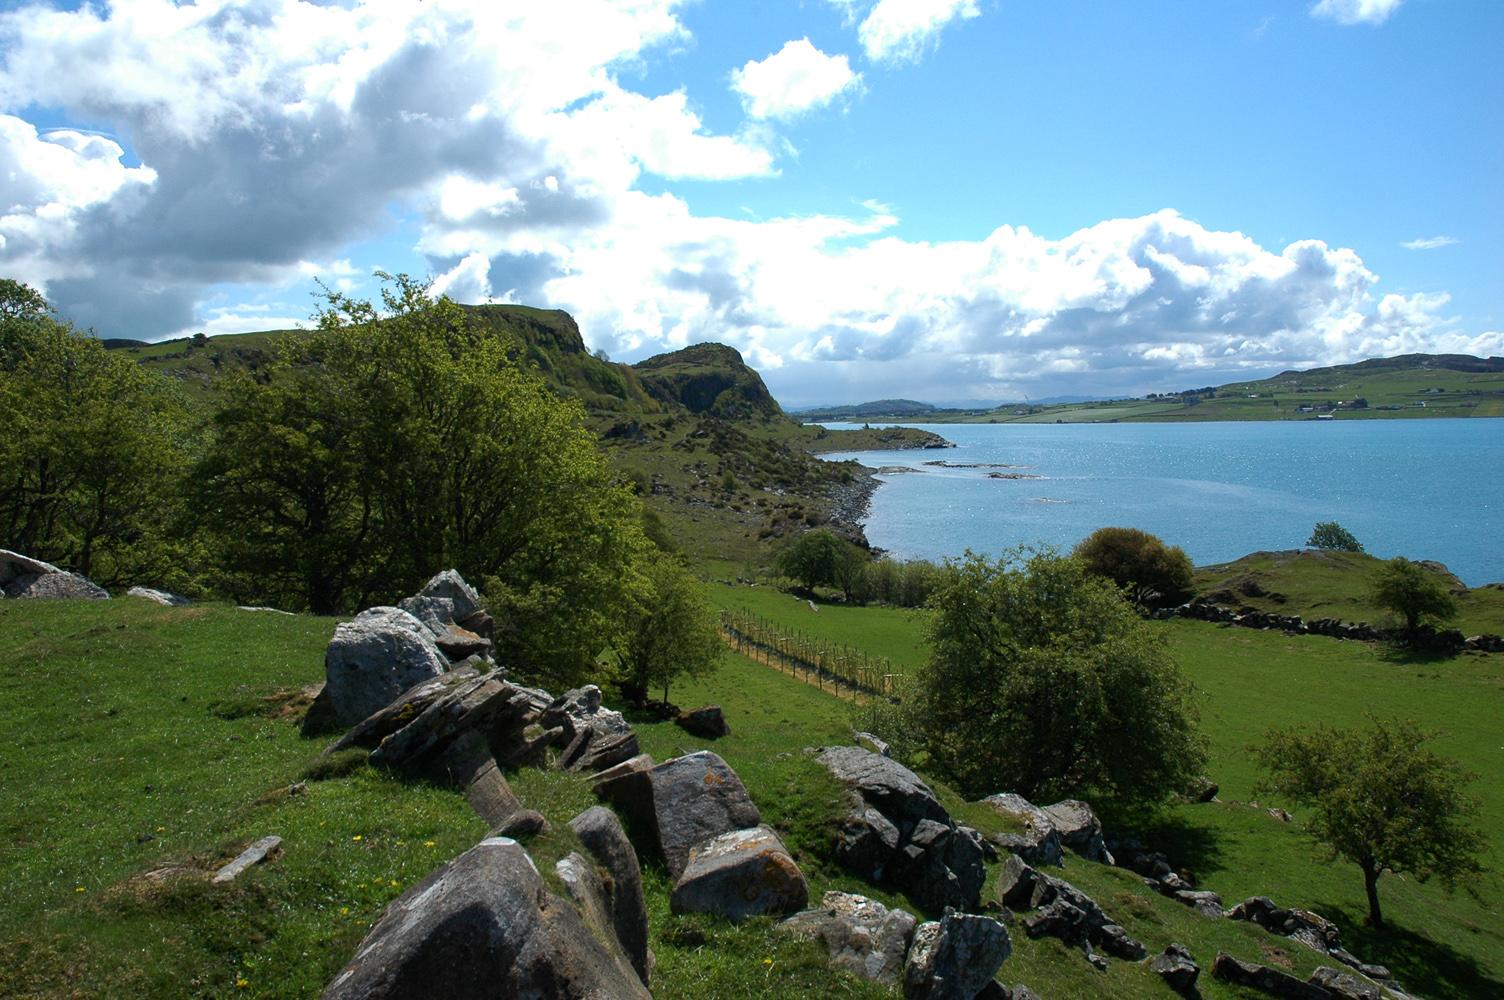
[853,731,891,756]
[646,751,762,879]
[412,568,481,623]
[1041,799,1111,863]
[1225,896,1344,954]
[0,549,60,592]
[1150,943,1200,995]
[320,837,650,1000]
[903,912,1011,1000]
[778,891,916,984]
[555,853,644,989]
[0,550,105,600]
[322,667,482,752]
[1211,953,1332,1000]
[433,625,492,662]
[676,705,729,738]
[491,809,548,839]
[323,607,449,727]
[569,806,651,986]
[395,595,456,638]
[979,793,1063,867]
[590,753,657,830]
[669,825,808,922]
[126,586,190,606]
[545,685,641,773]
[996,854,1143,962]
[1309,967,1381,1000]
[815,745,984,914]
[1175,889,1225,919]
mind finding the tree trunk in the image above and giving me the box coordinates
[1363,863,1384,928]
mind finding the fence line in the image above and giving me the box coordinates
[718,608,906,701]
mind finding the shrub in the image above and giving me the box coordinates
[1307,521,1364,552]
[1370,557,1457,633]
[1072,526,1195,608]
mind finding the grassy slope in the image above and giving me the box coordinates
[12,597,1495,997]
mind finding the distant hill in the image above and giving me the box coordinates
[793,398,937,422]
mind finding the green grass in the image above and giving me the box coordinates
[5,595,1501,998]
[1195,549,1504,633]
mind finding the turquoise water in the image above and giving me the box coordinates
[819,419,1504,587]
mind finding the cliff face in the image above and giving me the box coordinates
[633,343,782,421]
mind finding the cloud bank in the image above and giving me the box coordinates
[1311,0,1404,27]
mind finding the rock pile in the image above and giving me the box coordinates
[1161,597,1499,655]
[814,745,987,914]
[1,549,108,600]
[1225,896,1403,988]
[996,854,1145,967]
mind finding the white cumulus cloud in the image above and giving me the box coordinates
[857,0,981,63]
[1311,0,1404,27]
[1400,235,1458,251]
[731,38,861,120]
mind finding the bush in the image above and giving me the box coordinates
[1370,557,1457,633]
[886,548,1206,803]
[1072,526,1195,608]
[1308,521,1364,552]
[775,528,868,601]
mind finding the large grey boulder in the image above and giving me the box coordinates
[903,912,1011,1000]
[12,570,110,599]
[323,607,449,727]
[126,586,190,606]
[396,595,456,638]
[0,549,59,590]
[815,745,985,914]
[555,853,644,989]
[320,837,650,1000]
[1041,799,1111,863]
[779,891,917,984]
[669,825,808,922]
[544,686,640,773]
[646,751,762,879]
[979,793,1062,866]
[1225,896,1344,954]
[996,854,1144,963]
[569,807,651,986]
[413,568,482,623]
[1150,943,1200,995]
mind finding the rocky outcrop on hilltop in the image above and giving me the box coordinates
[1,549,108,600]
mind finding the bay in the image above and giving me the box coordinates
[818,418,1504,587]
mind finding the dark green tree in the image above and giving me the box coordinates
[1370,557,1457,632]
[612,551,724,704]
[1308,521,1364,552]
[1072,526,1195,608]
[892,548,1206,802]
[776,527,867,597]
[1255,719,1486,928]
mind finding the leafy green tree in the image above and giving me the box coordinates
[892,548,1206,802]
[1072,526,1195,608]
[0,280,191,586]
[1370,557,1457,632]
[1308,521,1364,553]
[1255,719,1485,928]
[193,274,646,686]
[776,527,867,598]
[612,552,724,704]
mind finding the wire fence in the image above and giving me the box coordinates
[718,608,907,700]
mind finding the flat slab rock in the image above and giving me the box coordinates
[647,751,762,879]
[670,825,808,922]
[126,586,190,606]
[212,836,282,884]
[320,836,649,1000]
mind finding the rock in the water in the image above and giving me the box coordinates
[980,793,1063,867]
[670,825,808,922]
[647,751,762,879]
[1041,799,1111,863]
[413,568,482,623]
[903,912,1011,1000]
[1212,952,1332,999]
[1309,967,1381,1000]
[676,704,729,738]
[815,745,985,914]
[779,891,917,984]
[1150,943,1200,994]
[323,607,449,727]
[126,586,190,606]
[569,806,651,986]
[212,835,282,884]
[321,837,650,1000]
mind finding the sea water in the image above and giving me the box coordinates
[817,419,1504,587]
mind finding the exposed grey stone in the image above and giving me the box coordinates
[853,731,891,756]
[413,569,482,623]
[0,548,60,592]
[396,595,456,638]
[320,837,650,1000]
[1041,799,1111,863]
[491,809,547,839]
[903,912,1012,1000]
[816,745,949,828]
[1098,923,1146,960]
[647,751,762,879]
[555,853,643,989]
[1151,943,1200,995]
[323,667,482,752]
[997,854,1143,963]
[1309,966,1381,1000]
[127,586,190,606]
[11,569,109,600]
[323,606,448,727]
[670,825,808,922]
[1212,952,1332,999]
[590,753,657,832]
[212,835,282,884]
[545,685,641,773]
[1176,888,1225,918]
[779,891,917,984]
[569,806,651,986]
[676,704,729,738]
[237,605,294,615]
[980,793,1063,867]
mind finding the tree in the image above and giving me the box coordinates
[612,552,724,704]
[193,274,646,686]
[1308,521,1364,553]
[890,548,1206,803]
[1072,526,1195,608]
[776,527,867,598]
[1255,719,1485,928]
[1370,557,1457,632]
[1,280,192,587]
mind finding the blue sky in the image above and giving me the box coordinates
[1,0,1500,405]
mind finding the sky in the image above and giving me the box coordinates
[1,0,1501,407]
